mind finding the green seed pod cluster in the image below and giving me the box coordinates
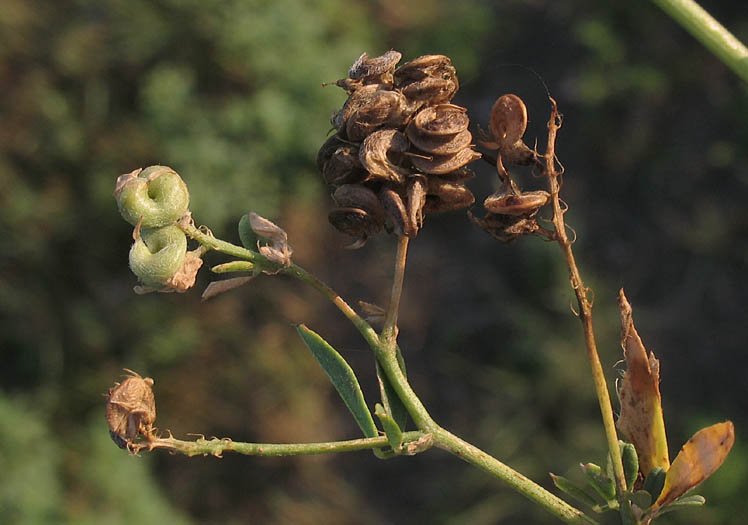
[318,51,480,246]
[115,166,199,291]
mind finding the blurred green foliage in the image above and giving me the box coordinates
[1,0,747,523]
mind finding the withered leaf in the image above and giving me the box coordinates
[201,276,256,301]
[616,290,670,476]
[653,421,734,511]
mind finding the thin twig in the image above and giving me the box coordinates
[382,235,409,347]
[542,98,628,497]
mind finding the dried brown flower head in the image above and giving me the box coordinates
[105,369,157,450]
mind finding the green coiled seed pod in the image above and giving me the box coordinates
[129,225,187,287]
[116,166,190,228]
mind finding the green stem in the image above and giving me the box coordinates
[180,219,593,523]
[145,431,426,457]
[652,0,748,84]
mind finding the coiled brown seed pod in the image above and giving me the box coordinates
[395,55,459,105]
[480,94,536,165]
[358,129,411,183]
[469,211,541,243]
[410,148,482,175]
[424,178,475,213]
[345,89,411,142]
[483,190,550,216]
[323,144,369,186]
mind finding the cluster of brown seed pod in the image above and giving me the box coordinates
[317,50,481,246]
[470,94,551,243]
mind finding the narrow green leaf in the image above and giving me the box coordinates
[629,490,652,512]
[297,324,378,438]
[581,463,616,502]
[621,442,640,489]
[375,348,408,432]
[374,403,403,452]
[655,494,705,516]
[550,473,601,510]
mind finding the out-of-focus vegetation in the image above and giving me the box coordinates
[1,1,747,523]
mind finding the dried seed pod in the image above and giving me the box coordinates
[469,210,540,243]
[410,147,482,175]
[323,145,368,186]
[394,54,454,83]
[345,89,411,142]
[328,207,383,241]
[433,166,476,182]
[483,190,550,216]
[407,175,427,233]
[424,179,475,213]
[359,129,411,184]
[316,134,346,173]
[400,76,458,105]
[333,84,382,132]
[379,187,413,236]
[410,104,469,136]
[349,51,402,82]
[485,94,528,149]
[333,184,386,223]
[106,369,157,450]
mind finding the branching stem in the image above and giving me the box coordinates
[542,99,627,498]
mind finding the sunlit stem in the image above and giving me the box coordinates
[382,235,409,347]
[652,0,748,84]
[145,431,427,457]
[542,99,628,498]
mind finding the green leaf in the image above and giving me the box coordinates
[550,473,602,510]
[297,324,378,438]
[374,403,403,452]
[581,463,616,502]
[621,441,640,489]
[629,490,652,511]
[238,213,256,250]
[643,466,666,501]
[655,494,705,517]
[375,347,409,432]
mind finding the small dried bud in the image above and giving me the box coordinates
[106,369,157,450]
[250,212,293,266]
[483,190,550,216]
[359,129,411,183]
[394,55,454,83]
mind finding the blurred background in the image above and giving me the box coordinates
[1,1,747,523]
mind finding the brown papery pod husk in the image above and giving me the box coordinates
[333,184,386,222]
[469,210,540,243]
[406,127,472,156]
[323,145,368,186]
[348,50,402,84]
[329,207,383,239]
[400,76,458,105]
[394,54,454,83]
[379,187,413,236]
[316,133,346,173]
[424,179,474,213]
[333,84,383,132]
[410,104,469,136]
[483,190,550,216]
[346,89,411,142]
[410,147,481,175]
[359,129,411,184]
[434,166,476,182]
[483,94,528,150]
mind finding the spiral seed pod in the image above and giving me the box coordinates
[469,211,540,243]
[106,369,156,450]
[115,166,190,228]
[483,190,550,216]
[410,147,482,175]
[348,50,402,84]
[359,129,411,183]
[333,84,383,133]
[334,184,386,222]
[129,224,188,288]
[424,178,475,213]
[480,94,536,165]
[322,144,369,186]
[328,207,383,242]
[395,55,459,105]
[379,187,413,237]
[346,89,412,142]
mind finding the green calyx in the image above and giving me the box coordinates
[129,225,188,287]
[116,166,190,228]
